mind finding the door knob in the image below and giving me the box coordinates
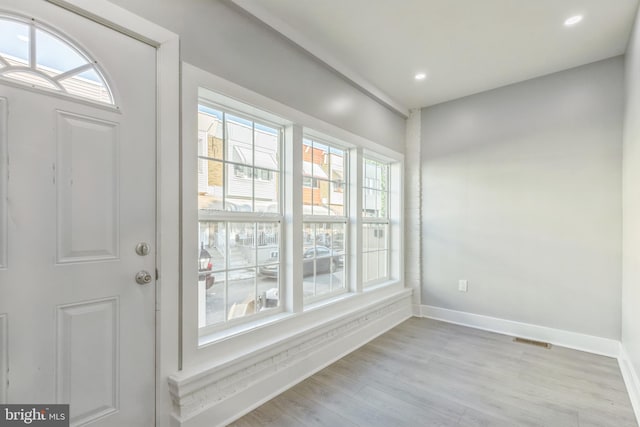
[136,270,153,285]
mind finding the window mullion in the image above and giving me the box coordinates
[222,112,227,211]
[252,121,256,212]
[389,161,403,284]
[254,223,258,313]
[285,124,304,313]
[327,146,332,211]
[351,147,363,293]
[224,223,229,321]
[362,156,391,286]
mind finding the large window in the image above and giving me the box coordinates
[197,104,282,330]
[189,80,403,343]
[362,158,390,285]
[302,138,347,302]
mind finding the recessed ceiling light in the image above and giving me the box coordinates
[16,35,28,42]
[414,72,427,81]
[564,15,583,27]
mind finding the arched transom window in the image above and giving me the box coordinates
[0,15,114,105]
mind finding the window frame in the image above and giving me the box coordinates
[361,157,391,286]
[182,66,405,360]
[196,99,285,337]
[301,136,350,304]
[198,99,284,214]
[196,217,284,335]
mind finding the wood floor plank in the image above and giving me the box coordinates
[358,383,463,426]
[229,318,639,427]
[267,388,358,427]
[578,407,638,427]
[301,376,409,427]
[244,405,301,427]
[457,407,522,427]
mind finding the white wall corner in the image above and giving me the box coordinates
[411,304,422,317]
[619,344,640,424]
[405,108,422,308]
[0,314,7,403]
[169,291,413,426]
[419,305,621,358]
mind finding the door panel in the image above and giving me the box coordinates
[0,1,156,425]
[56,111,120,263]
[56,298,119,425]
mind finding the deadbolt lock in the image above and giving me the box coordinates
[136,242,151,256]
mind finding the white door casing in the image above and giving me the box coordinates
[0,1,156,426]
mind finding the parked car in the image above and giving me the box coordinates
[262,287,279,308]
[199,247,215,289]
[199,268,215,289]
[258,262,278,279]
[258,246,344,278]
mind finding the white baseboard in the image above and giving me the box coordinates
[619,344,640,424]
[172,291,413,427]
[419,305,620,358]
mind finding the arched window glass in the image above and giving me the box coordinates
[0,15,114,105]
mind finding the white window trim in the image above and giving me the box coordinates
[362,157,391,285]
[301,135,350,304]
[195,97,285,337]
[301,220,349,304]
[196,102,283,213]
[182,63,404,370]
[362,220,391,285]
[196,219,284,338]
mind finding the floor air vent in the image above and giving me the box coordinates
[513,337,552,349]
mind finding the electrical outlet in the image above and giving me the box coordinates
[458,280,468,292]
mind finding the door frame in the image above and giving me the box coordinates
[44,2,180,426]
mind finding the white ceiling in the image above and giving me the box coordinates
[231,0,639,113]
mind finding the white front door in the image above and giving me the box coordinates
[0,1,156,425]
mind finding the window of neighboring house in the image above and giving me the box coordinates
[0,15,113,104]
[302,177,318,188]
[197,103,282,331]
[233,147,275,181]
[362,157,390,285]
[302,137,348,303]
[197,105,280,213]
[234,164,274,181]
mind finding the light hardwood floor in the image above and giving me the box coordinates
[230,318,638,427]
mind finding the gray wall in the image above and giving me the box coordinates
[623,7,640,382]
[421,57,624,339]
[110,0,405,152]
